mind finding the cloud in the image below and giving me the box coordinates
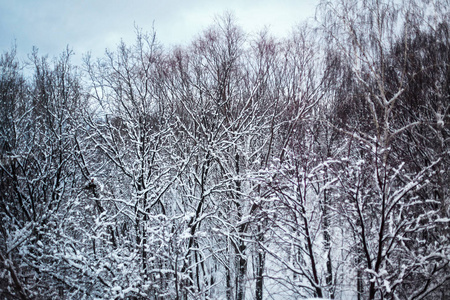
[0,0,317,65]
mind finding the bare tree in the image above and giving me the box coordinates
[83,30,182,298]
[319,0,450,298]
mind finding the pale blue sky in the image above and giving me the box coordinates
[1,0,317,64]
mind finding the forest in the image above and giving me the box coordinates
[1,0,449,299]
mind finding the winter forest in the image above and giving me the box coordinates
[1,0,449,299]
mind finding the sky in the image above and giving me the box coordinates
[1,0,318,66]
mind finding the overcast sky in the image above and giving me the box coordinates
[1,0,318,65]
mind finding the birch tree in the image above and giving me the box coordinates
[319,0,450,298]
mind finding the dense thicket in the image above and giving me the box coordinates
[1,1,449,299]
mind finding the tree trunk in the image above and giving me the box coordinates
[255,238,265,300]
[235,239,247,300]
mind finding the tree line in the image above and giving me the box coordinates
[1,0,449,299]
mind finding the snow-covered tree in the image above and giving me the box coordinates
[319,0,450,298]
